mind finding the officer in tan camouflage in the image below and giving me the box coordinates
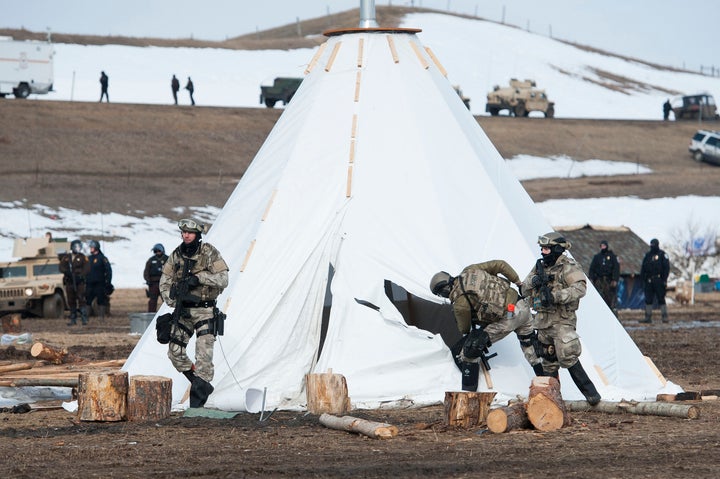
[521,232,601,405]
[430,259,543,390]
[160,218,229,408]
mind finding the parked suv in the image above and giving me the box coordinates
[689,130,720,166]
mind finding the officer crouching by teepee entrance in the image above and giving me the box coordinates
[159,218,229,408]
[521,232,601,405]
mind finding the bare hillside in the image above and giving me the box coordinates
[1,100,718,219]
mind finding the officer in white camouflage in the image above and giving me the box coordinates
[160,218,229,408]
[520,232,601,405]
[430,260,543,391]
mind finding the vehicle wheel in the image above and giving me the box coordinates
[13,83,31,99]
[42,293,64,319]
[545,106,555,118]
[264,99,277,108]
[514,104,526,117]
[489,107,499,116]
[693,150,704,162]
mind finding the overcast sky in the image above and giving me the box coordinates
[2,1,717,70]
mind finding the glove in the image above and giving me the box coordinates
[462,328,491,360]
[531,275,543,289]
[186,275,200,288]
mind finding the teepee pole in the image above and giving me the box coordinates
[359,0,379,28]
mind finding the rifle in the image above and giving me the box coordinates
[169,258,200,331]
[534,259,555,308]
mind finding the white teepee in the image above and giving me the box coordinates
[123,19,680,411]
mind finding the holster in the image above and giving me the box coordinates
[156,313,173,344]
[209,307,226,337]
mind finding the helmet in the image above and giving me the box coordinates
[650,238,659,247]
[178,218,204,234]
[430,271,453,298]
[152,243,165,254]
[88,240,100,250]
[70,240,83,254]
[538,232,571,252]
[600,239,608,248]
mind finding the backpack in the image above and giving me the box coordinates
[450,266,510,320]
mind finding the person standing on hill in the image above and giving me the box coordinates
[160,218,229,408]
[185,77,195,106]
[99,71,109,102]
[663,99,672,121]
[171,74,180,105]
[144,243,168,312]
[588,240,620,315]
[85,240,113,322]
[59,239,90,325]
[640,238,670,323]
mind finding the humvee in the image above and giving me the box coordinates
[486,78,554,118]
[0,237,69,318]
[259,77,303,108]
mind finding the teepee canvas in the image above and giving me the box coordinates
[123,14,680,411]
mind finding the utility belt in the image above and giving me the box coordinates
[181,300,216,308]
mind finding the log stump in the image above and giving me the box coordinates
[526,376,571,431]
[306,370,351,415]
[127,375,172,421]
[30,342,80,364]
[487,402,532,433]
[444,391,497,428]
[78,371,128,422]
[319,413,399,439]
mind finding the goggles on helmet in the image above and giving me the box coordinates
[178,218,203,233]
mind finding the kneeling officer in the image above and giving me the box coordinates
[160,218,229,408]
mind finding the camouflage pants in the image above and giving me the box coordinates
[481,301,541,367]
[168,306,215,382]
[64,280,87,310]
[593,277,617,312]
[537,322,582,373]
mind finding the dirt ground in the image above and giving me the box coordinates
[1,290,719,478]
[1,99,720,477]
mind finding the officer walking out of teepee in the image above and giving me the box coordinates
[160,219,228,408]
[59,239,90,325]
[640,238,670,323]
[588,239,620,315]
[521,232,601,405]
[144,243,168,312]
[430,260,543,391]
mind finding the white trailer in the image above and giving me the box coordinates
[0,37,54,99]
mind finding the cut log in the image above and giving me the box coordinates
[444,391,497,428]
[127,375,172,421]
[487,403,532,433]
[305,370,351,415]
[77,371,128,422]
[526,376,571,431]
[0,377,79,387]
[319,413,398,439]
[564,400,700,419]
[30,342,80,364]
[1,313,22,333]
[0,361,37,374]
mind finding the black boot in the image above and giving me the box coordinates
[189,376,214,408]
[639,304,652,323]
[568,361,601,406]
[182,370,196,382]
[532,363,545,376]
[67,309,77,326]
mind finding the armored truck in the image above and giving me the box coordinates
[0,237,69,318]
[259,77,303,108]
[0,37,54,99]
[486,79,554,118]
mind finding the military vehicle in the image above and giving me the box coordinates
[259,77,303,108]
[671,93,719,121]
[0,237,69,318]
[485,79,554,118]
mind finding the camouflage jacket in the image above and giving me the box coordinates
[522,254,586,328]
[160,242,229,308]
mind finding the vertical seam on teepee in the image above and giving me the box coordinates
[386,35,399,63]
[325,42,342,72]
[305,42,327,74]
[424,46,447,77]
[410,41,429,69]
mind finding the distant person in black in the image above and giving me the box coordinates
[143,243,168,312]
[99,71,109,102]
[640,238,670,323]
[663,99,672,121]
[171,74,180,105]
[185,77,195,106]
[588,239,620,315]
[86,240,113,322]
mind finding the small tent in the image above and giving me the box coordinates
[124,12,680,411]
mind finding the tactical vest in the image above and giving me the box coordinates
[450,266,510,320]
[148,256,166,279]
[170,243,225,301]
